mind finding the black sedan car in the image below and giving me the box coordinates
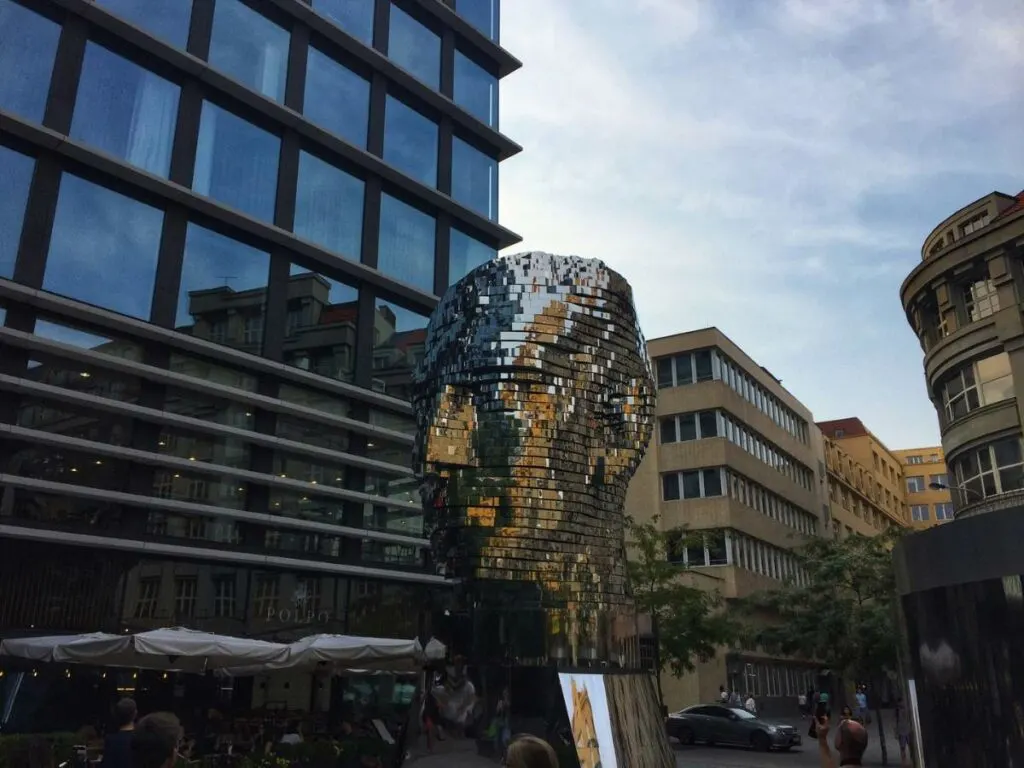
[666,704,802,751]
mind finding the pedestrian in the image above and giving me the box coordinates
[131,713,181,768]
[839,705,854,723]
[895,697,913,767]
[855,686,869,724]
[744,693,757,715]
[494,687,512,759]
[103,697,137,768]
[719,684,729,704]
[798,691,808,718]
[815,714,868,767]
[505,734,558,768]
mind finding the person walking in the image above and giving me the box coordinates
[744,693,757,715]
[494,687,512,760]
[895,697,913,767]
[719,685,729,704]
[102,698,137,768]
[816,714,869,767]
[855,686,869,723]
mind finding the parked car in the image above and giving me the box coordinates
[666,704,802,751]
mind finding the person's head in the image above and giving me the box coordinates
[840,705,854,720]
[719,685,726,692]
[287,720,302,734]
[132,712,181,768]
[835,719,869,762]
[504,734,559,768]
[114,697,138,729]
[413,253,654,605]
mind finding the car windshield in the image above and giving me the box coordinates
[729,708,757,720]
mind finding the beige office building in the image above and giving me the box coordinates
[625,328,828,713]
[891,447,954,528]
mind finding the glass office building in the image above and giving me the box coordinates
[0,0,520,643]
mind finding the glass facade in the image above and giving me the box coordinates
[193,101,280,222]
[303,47,371,148]
[452,136,498,219]
[72,43,180,178]
[0,0,516,645]
[209,0,290,103]
[387,5,440,89]
[312,0,374,45]
[0,0,61,123]
[378,193,436,292]
[454,50,498,127]
[0,145,34,279]
[44,174,164,319]
[384,96,438,188]
[95,0,193,49]
[456,0,500,42]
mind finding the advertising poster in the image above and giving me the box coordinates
[558,673,617,768]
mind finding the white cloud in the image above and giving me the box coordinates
[498,0,1024,447]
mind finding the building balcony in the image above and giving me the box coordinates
[956,488,1024,520]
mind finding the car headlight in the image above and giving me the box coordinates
[766,726,778,734]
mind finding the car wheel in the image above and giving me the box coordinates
[677,727,695,746]
[751,731,771,752]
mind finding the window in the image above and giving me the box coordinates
[72,44,180,178]
[377,194,435,292]
[284,265,359,382]
[721,412,812,490]
[303,47,370,148]
[209,0,289,102]
[963,276,999,322]
[662,468,724,501]
[934,503,954,521]
[655,349,713,387]
[910,504,929,521]
[254,575,279,617]
[952,437,1024,503]
[929,473,947,488]
[449,227,495,284]
[939,352,1013,423]
[134,578,160,618]
[96,0,192,47]
[174,577,197,618]
[213,577,236,618]
[193,101,280,222]
[0,146,34,279]
[660,410,720,443]
[452,137,498,220]
[176,223,270,350]
[45,174,163,319]
[456,0,499,41]
[372,299,428,401]
[388,5,440,88]
[383,96,438,188]
[834,429,845,438]
[454,49,497,127]
[960,211,990,237]
[906,455,923,464]
[312,0,373,44]
[294,151,365,258]
[0,1,60,123]
[906,475,924,493]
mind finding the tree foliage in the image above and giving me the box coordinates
[625,517,738,682]
[734,529,902,683]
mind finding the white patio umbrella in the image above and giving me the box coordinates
[0,632,128,662]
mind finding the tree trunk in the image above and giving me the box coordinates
[874,706,888,766]
[652,612,665,714]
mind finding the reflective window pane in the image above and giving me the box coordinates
[193,101,280,222]
[71,44,180,178]
[312,0,374,45]
[44,174,163,319]
[176,224,270,354]
[456,0,499,42]
[303,47,370,148]
[95,0,192,49]
[377,194,435,292]
[454,50,497,127]
[209,0,289,103]
[372,299,428,401]
[448,227,494,285]
[387,5,439,89]
[0,1,61,123]
[383,96,438,188]
[452,137,497,219]
[0,146,34,279]
[294,151,365,259]
[284,265,359,383]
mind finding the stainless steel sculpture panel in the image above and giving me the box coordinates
[413,252,654,664]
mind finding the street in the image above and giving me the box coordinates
[674,712,904,768]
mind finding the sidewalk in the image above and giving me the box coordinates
[403,735,497,768]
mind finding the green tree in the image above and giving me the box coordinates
[734,530,903,765]
[625,516,738,709]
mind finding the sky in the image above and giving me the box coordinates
[497,0,1024,450]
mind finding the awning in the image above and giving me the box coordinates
[0,632,127,663]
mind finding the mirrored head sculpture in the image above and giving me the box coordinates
[413,251,655,665]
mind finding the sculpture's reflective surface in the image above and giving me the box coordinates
[412,252,654,665]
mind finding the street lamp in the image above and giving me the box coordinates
[929,481,983,502]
